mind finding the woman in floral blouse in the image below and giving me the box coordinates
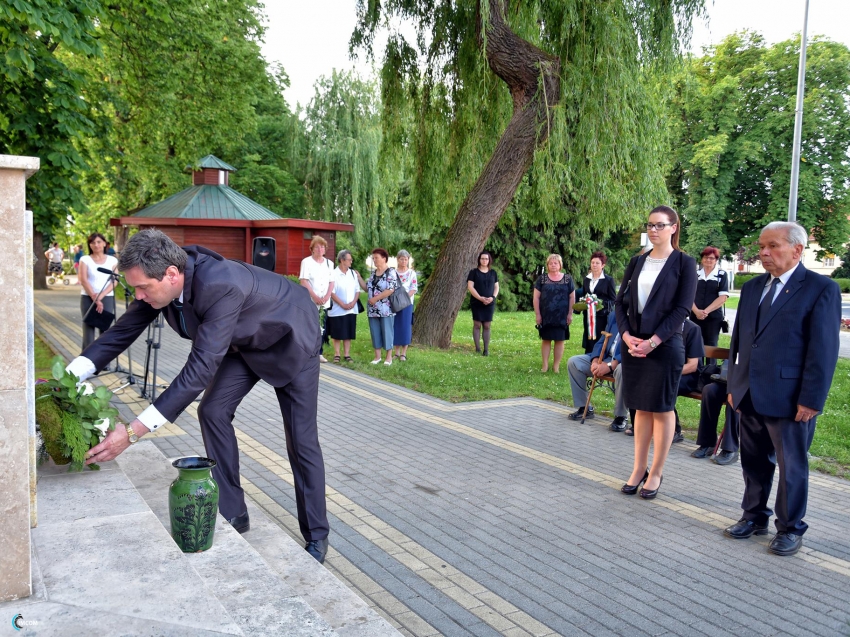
[367,248,400,365]
[393,250,418,361]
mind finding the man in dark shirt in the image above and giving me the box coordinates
[672,318,705,443]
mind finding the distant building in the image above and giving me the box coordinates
[109,155,353,275]
[733,239,843,278]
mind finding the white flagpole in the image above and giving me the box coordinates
[788,0,810,222]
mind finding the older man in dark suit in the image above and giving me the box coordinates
[724,221,840,556]
[67,229,330,562]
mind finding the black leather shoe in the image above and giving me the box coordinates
[713,450,739,465]
[305,538,329,563]
[609,417,627,432]
[671,431,684,444]
[568,406,594,421]
[691,446,714,459]
[621,469,649,495]
[227,512,250,534]
[723,518,769,539]
[639,475,663,499]
[768,532,802,556]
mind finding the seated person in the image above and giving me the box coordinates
[672,318,705,443]
[567,313,628,431]
[691,361,740,465]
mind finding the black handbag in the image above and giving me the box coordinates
[83,309,115,332]
[389,286,411,313]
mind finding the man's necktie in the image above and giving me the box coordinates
[756,277,780,331]
[172,300,189,338]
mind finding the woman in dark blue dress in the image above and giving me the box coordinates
[533,254,575,373]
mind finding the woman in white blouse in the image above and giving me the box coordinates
[327,250,366,362]
[78,232,118,349]
[614,207,697,500]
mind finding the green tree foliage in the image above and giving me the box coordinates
[666,32,850,258]
[72,0,276,236]
[229,68,306,217]
[830,247,850,279]
[301,70,402,252]
[354,0,706,346]
[1,0,102,284]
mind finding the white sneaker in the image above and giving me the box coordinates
[319,355,328,363]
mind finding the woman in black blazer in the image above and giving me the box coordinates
[577,251,617,353]
[615,206,697,499]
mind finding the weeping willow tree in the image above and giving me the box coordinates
[302,70,403,251]
[354,0,705,347]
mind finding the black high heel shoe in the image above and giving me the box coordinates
[639,475,663,499]
[621,469,649,495]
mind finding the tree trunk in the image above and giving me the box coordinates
[33,230,48,290]
[411,0,560,348]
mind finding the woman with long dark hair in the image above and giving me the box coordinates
[78,232,118,350]
[615,206,697,499]
[467,251,499,355]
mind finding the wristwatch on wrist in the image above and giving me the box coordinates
[649,339,658,349]
[125,423,139,444]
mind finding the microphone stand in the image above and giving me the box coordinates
[91,267,138,392]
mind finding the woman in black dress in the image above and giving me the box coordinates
[577,251,617,353]
[533,254,575,373]
[467,251,499,355]
[690,246,729,351]
[615,206,696,499]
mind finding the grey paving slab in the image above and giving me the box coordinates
[0,601,238,636]
[35,465,148,526]
[34,288,850,637]
[31,510,242,635]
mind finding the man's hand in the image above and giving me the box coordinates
[591,360,609,378]
[85,420,145,465]
[795,405,819,422]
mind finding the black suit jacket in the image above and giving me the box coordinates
[727,264,840,418]
[82,246,322,422]
[615,250,697,342]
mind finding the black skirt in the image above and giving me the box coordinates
[327,313,357,340]
[538,325,569,341]
[471,300,496,322]
[621,332,684,412]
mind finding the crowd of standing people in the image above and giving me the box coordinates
[58,209,841,561]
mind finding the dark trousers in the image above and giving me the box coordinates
[197,352,329,542]
[694,315,723,348]
[738,392,816,536]
[696,382,739,451]
[673,373,700,434]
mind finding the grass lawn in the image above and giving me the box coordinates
[343,306,850,479]
[35,333,56,379]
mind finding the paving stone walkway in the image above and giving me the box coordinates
[35,288,850,637]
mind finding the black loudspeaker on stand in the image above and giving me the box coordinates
[252,237,276,271]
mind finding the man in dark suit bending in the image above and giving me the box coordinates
[724,221,840,556]
[67,229,330,562]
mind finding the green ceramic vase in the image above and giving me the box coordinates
[169,457,219,553]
